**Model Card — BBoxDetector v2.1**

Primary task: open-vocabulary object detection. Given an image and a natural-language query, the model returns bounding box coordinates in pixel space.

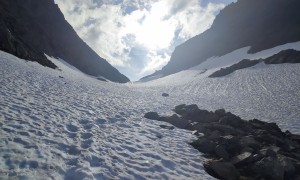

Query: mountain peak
[0,0,129,83]
[144,0,300,79]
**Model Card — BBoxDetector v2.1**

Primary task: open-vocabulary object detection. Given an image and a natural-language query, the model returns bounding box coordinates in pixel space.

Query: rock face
[144,0,300,79]
[144,104,300,180]
[209,49,300,78]
[264,49,300,64]
[209,59,261,78]
[0,0,129,83]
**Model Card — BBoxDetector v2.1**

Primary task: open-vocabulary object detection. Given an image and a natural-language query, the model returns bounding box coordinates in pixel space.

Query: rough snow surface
[0,52,213,179]
[1,41,300,179]
[137,42,300,133]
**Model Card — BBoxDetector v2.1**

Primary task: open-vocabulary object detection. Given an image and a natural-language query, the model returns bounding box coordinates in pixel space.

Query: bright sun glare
[124,1,175,50]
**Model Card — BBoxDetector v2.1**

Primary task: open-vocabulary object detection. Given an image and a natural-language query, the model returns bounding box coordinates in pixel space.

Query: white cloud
[54,0,230,80]
[139,51,170,75]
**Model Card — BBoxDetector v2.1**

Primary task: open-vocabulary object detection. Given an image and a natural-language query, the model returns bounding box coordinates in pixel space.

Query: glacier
[1,42,300,179]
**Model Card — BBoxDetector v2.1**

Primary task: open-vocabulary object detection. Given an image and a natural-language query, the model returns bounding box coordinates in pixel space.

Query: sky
[54,0,236,81]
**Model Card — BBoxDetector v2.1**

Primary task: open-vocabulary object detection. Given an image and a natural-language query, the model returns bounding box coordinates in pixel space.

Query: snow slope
[0,52,213,179]
[1,41,300,179]
[136,42,300,134]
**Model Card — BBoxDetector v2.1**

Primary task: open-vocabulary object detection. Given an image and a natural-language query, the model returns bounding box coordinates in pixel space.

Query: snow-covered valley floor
[1,42,300,179]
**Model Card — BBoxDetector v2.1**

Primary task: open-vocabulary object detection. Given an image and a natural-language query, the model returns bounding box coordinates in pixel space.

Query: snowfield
[1,42,300,179]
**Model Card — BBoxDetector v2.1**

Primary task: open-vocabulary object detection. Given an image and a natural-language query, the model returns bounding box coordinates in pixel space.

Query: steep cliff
[0,0,129,83]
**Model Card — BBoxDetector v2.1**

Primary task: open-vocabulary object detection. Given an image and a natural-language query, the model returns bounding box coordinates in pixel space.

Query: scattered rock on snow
[204,160,240,180]
[159,125,175,130]
[162,93,169,97]
[144,105,300,180]
[174,104,219,123]
[144,112,160,120]
[252,157,284,180]
[190,137,216,154]
[215,145,230,160]
[240,136,260,150]
[158,114,191,129]
[231,152,254,166]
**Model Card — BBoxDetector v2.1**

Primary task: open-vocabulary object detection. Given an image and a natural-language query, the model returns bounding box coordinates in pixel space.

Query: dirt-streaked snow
[1,41,300,179]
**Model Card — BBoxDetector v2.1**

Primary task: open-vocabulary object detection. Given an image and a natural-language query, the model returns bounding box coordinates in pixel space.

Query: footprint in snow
[83,123,93,130]
[86,155,103,167]
[58,144,81,155]
[19,160,39,169]
[66,124,79,132]
[95,118,106,125]
[79,119,91,125]
[80,132,93,140]
[81,139,93,149]
[68,133,77,138]
[79,120,94,130]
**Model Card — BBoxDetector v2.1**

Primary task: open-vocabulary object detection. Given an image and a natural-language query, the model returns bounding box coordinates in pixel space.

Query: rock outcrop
[0,0,129,83]
[144,104,300,180]
[209,49,300,78]
[209,59,261,78]
[264,49,300,64]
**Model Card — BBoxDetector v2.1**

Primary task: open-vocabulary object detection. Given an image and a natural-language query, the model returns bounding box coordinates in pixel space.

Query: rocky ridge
[144,104,300,180]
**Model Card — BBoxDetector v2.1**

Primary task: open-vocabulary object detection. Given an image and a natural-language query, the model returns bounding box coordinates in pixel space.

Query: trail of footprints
[0,53,224,179]
[1,111,104,172]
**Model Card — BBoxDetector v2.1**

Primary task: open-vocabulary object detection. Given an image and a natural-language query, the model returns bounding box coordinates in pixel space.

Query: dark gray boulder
[218,135,241,155]
[190,137,216,154]
[240,136,260,150]
[231,152,254,166]
[144,112,160,120]
[219,114,245,128]
[279,156,297,179]
[204,161,240,180]
[215,109,226,117]
[215,145,230,161]
[174,104,219,123]
[158,114,191,129]
[159,125,175,130]
[162,93,169,97]
[252,157,284,180]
